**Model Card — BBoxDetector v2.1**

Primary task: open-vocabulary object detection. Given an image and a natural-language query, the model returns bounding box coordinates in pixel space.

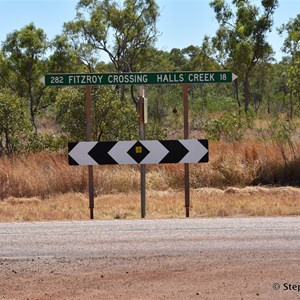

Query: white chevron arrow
[108,140,138,164]
[69,142,98,165]
[39,76,45,85]
[139,140,169,164]
[232,73,238,81]
[179,139,208,163]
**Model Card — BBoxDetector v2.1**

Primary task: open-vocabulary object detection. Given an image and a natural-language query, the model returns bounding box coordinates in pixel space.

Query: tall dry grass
[1,140,300,221]
[0,141,300,200]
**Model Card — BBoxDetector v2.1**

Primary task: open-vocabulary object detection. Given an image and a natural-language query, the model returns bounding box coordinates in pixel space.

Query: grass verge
[1,141,300,200]
[1,187,300,222]
[1,140,300,221]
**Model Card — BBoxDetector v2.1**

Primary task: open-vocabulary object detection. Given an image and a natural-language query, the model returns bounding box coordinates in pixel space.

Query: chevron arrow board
[68,139,208,165]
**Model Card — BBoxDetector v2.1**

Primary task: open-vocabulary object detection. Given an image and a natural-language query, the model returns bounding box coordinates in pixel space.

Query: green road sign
[41,71,238,86]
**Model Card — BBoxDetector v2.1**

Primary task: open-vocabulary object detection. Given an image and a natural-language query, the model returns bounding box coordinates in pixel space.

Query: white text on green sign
[42,71,238,86]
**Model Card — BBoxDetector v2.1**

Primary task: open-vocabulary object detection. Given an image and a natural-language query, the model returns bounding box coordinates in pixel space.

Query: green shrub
[203,110,254,141]
[55,86,138,141]
[0,89,31,155]
[23,133,66,152]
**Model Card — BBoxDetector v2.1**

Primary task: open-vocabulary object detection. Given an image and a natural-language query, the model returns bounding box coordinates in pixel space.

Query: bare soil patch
[1,250,299,299]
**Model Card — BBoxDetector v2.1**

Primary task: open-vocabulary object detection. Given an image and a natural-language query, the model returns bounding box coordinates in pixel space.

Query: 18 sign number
[220,74,227,81]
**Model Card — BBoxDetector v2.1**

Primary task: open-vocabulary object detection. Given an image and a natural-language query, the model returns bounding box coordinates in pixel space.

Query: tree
[250,60,273,113]
[278,14,300,118]
[182,37,217,71]
[209,0,278,112]
[64,0,159,71]
[55,86,138,141]
[0,88,31,155]
[0,23,49,133]
[48,34,83,73]
[64,0,160,104]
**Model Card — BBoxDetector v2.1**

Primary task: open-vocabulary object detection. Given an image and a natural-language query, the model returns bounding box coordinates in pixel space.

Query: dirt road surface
[1,217,300,300]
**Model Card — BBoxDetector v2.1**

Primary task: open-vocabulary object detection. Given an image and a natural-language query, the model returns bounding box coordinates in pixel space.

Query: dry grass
[0,140,300,221]
[0,187,300,222]
[1,141,300,200]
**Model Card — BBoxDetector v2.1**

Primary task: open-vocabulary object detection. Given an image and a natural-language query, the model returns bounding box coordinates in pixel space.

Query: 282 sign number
[50,76,64,84]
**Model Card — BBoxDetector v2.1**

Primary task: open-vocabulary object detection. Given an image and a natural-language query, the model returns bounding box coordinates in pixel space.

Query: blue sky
[0,0,299,62]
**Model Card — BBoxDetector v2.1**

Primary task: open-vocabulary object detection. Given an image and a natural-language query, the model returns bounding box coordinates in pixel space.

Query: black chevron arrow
[199,140,209,162]
[88,141,118,164]
[68,142,79,165]
[159,140,189,163]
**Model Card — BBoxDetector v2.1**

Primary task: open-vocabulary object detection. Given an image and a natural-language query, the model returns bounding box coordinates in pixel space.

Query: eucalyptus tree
[209,0,278,112]
[0,88,31,155]
[49,34,84,73]
[64,0,160,104]
[55,86,138,141]
[0,23,84,134]
[0,23,50,133]
[278,14,300,118]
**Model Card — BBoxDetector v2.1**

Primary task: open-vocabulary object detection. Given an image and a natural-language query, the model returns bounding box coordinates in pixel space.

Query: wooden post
[86,86,94,220]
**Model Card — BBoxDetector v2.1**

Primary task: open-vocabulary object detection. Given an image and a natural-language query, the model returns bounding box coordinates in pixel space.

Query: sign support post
[138,86,146,218]
[183,84,190,218]
[85,86,95,220]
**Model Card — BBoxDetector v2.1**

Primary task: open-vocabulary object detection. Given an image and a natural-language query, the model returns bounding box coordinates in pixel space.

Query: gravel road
[1,217,300,299]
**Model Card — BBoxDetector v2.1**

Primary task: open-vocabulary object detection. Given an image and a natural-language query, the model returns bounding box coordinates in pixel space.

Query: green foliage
[93,89,138,141]
[1,23,50,132]
[64,0,159,73]
[0,89,67,155]
[203,95,237,113]
[22,133,66,153]
[210,0,278,111]
[49,34,82,73]
[278,14,300,117]
[0,89,31,155]
[55,87,86,140]
[269,118,296,143]
[203,110,254,141]
[145,120,167,140]
[257,117,298,164]
[55,87,138,141]
[279,14,300,57]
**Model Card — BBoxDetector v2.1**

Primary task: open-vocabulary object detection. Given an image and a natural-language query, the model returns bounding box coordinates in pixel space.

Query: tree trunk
[243,75,250,113]
[5,129,12,156]
[234,79,241,108]
[267,95,270,114]
[289,90,293,119]
[30,102,38,135]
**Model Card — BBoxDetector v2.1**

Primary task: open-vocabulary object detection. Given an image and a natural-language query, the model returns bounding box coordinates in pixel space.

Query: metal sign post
[85,86,95,220]
[138,86,146,218]
[183,84,190,217]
